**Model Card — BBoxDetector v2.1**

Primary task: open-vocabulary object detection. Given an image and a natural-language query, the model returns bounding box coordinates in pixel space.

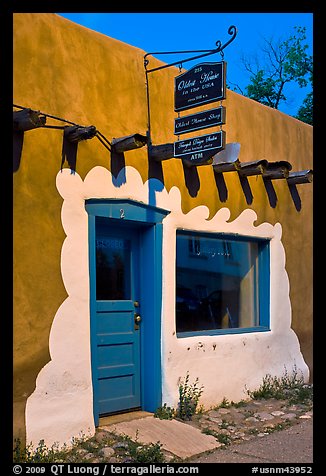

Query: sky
[56,12,313,117]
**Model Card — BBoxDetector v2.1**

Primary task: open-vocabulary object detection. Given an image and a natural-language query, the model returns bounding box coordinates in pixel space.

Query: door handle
[134,313,141,324]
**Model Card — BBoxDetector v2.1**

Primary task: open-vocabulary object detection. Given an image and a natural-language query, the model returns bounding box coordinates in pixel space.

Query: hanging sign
[174,130,226,166]
[174,106,226,135]
[174,62,226,112]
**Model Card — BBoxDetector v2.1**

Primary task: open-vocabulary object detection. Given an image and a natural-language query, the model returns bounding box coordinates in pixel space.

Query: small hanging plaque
[174,62,226,112]
[174,130,226,166]
[174,106,226,135]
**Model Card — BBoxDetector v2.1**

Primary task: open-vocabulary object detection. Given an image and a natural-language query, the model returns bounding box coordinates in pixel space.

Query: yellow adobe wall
[13,13,312,442]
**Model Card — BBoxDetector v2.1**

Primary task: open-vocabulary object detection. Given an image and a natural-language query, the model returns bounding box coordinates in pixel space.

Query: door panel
[94,221,141,415]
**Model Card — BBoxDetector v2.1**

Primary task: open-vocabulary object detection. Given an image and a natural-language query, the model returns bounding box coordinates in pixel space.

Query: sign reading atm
[174,130,226,166]
[175,62,226,112]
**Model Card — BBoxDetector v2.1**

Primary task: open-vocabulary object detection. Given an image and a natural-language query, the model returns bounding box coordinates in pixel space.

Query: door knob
[134,313,141,324]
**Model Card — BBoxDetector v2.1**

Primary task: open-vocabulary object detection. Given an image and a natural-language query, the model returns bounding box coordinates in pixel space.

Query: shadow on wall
[263,178,278,209]
[61,134,78,173]
[13,133,303,213]
[213,172,228,203]
[111,149,126,186]
[182,165,200,198]
[238,175,253,205]
[210,168,302,211]
[287,183,302,212]
[13,129,80,174]
[109,147,167,212]
[262,178,301,211]
[13,131,24,172]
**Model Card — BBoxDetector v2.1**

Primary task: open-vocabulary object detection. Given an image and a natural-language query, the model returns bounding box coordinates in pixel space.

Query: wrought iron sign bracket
[143,25,237,73]
[144,26,238,155]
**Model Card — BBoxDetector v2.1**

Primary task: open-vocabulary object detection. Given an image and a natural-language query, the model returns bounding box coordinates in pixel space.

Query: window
[176,231,270,336]
[96,236,131,300]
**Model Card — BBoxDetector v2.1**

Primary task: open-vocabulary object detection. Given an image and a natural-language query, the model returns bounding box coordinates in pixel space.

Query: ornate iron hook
[216,25,238,53]
[215,40,222,50]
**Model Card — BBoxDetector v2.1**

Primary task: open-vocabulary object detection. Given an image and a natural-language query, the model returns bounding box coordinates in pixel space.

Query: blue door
[94,218,141,415]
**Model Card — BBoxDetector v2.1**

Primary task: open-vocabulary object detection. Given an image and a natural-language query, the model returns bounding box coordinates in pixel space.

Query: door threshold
[99,410,153,427]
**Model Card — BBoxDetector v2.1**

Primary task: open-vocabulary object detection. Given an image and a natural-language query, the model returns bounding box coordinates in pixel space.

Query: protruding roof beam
[112,134,148,153]
[212,142,241,173]
[64,125,97,143]
[238,159,268,177]
[287,169,313,185]
[13,108,46,131]
[148,143,174,162]
[262,161,292,179]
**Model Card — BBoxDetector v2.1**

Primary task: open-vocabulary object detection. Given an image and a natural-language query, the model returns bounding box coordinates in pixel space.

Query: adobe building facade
[13,14,313,447]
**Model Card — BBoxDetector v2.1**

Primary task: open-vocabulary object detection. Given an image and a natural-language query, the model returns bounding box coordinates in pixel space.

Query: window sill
[176,326,271,338]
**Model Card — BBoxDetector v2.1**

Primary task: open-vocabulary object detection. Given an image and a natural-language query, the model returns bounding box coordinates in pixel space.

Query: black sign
[174,106,226,135]
[175,62,226,112]
[174,131,225,166]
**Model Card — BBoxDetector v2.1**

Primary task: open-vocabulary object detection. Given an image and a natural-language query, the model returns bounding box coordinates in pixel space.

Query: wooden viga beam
[148,143,174,162]
[111,134,148,153]
[237,159,268,177]
[64,125,97,143]
[13,108,46,131]
[212,142,241,173]
[287,169,313,185]
[262,161,292,180]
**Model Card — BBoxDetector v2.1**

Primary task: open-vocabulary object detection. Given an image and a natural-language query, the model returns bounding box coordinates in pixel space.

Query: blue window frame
[176,230,270,337]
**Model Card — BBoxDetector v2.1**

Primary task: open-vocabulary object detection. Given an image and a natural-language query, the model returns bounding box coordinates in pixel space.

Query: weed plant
[176,372,204,421]
[13,432,166,464]
[13,439,69,463]
[219,397,231,408]
[128,441,165,463]
[154,403,175,420]
[247,365,313,405]
[202,428,231,446]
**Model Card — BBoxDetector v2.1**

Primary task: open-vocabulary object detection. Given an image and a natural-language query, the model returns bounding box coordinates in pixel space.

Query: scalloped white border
[25,166,309,447]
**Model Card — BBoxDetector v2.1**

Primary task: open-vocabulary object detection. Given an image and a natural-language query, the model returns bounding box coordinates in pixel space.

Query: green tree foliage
[231,27,313,124]
[295,91,313,125]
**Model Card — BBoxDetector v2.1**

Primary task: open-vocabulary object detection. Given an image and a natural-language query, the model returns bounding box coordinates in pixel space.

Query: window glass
[96,236,131,300]
[176,232,267,334]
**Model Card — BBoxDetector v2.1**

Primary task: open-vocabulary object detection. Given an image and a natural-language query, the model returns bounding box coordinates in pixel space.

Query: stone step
[103,416,221,458]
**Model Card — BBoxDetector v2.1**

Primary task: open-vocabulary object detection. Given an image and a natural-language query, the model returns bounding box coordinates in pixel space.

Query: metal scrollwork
[144,25,238,73]
[215,40,222,51]
[217,25,237,53]
[143,25,237,147]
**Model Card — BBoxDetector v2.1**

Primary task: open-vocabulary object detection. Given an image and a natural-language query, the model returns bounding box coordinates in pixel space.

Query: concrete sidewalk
[189,419,313,463]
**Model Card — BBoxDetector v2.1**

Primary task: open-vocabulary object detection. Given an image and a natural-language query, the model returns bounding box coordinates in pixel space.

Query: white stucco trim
[160,205,308,408]
[25,166,309,448]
